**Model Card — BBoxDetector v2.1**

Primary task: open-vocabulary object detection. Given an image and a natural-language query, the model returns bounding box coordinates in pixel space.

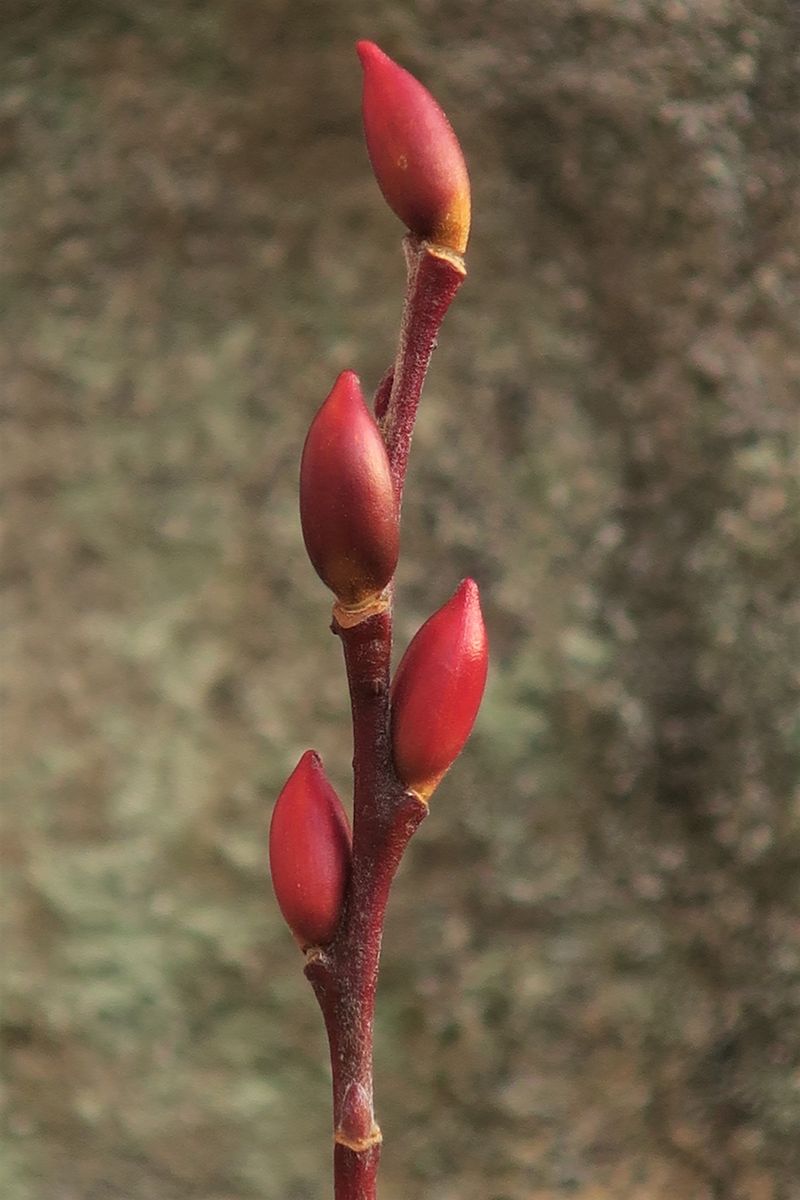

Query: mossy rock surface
[2,3,799,1197]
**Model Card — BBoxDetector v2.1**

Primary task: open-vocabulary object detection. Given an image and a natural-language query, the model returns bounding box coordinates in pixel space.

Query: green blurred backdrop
[2,2,799,1198]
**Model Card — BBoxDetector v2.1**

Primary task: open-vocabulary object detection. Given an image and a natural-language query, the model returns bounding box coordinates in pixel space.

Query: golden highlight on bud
[300,370,400,609]
[357,40,471,254]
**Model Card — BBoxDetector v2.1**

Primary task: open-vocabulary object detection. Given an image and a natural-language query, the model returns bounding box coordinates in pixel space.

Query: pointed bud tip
[294,747,323,780]
[455,577,480,606]
[319,370,364,422]
[355,39,380,67]
[333,368,361,395]
[443,578,486,654]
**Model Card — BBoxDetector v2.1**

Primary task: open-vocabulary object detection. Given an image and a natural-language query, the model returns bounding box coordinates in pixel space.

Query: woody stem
[307,234,464,1200]
[305,608,426,1200]
[378,236,467,504]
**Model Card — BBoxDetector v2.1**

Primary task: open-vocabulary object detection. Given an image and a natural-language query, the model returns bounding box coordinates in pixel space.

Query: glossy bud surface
[357,40,471,254]
[269,751,352,947]
[300,370,399,609]
[391,578,488,798]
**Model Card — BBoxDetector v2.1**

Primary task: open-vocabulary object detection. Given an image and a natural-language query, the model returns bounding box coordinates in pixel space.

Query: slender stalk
[277,42,477,1200]
[305,608,426,1200]
[379,236,467,502]
[302,235,467,1200]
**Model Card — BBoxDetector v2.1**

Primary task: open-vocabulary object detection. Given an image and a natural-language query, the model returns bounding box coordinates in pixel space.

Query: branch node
[334,1125,383,1152]
[333,592,391,629]
[421,240,467,276]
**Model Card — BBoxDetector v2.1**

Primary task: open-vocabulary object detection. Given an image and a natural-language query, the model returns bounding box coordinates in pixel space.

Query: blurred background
[2,2,799,1198]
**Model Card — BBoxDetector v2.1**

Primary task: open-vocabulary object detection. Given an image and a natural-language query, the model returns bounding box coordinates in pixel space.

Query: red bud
[300,370,399,609]
[357,40,471,255]
[269,751,352,947]
[391,579,488,798]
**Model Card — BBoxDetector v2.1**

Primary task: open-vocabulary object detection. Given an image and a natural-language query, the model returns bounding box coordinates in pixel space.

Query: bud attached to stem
[300,370,399,610]
[357,40,471,255]
[391,578,488,799]
[269,751,352,948]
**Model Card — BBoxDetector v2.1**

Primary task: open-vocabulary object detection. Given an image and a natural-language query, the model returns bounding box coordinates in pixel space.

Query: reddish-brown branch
[332,1144,382,1200]
[283,44,473,1200]
[302,238,464,1197]
[372,366,394,422]
[304,239,464,1198]
[380,236,466,502]
[305,608,427,1199]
